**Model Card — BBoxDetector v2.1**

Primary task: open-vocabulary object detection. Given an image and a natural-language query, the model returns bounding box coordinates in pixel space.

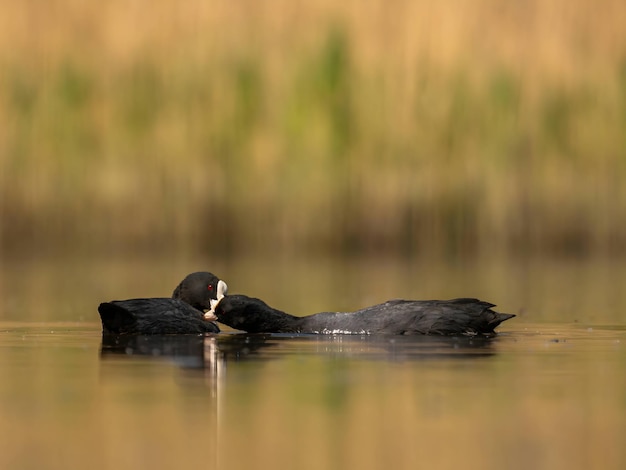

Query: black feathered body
[98,272,223,335]
[99,298,220,335]
[215,295,515,336]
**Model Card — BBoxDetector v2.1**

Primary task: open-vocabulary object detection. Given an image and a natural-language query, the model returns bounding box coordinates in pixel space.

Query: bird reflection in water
[100,333,274,368]
[100,332,502,371]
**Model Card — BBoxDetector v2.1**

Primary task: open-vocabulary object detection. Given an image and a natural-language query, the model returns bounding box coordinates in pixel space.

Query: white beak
[204,279,228,321]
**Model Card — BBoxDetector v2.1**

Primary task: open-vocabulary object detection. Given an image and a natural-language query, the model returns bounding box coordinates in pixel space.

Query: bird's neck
[247,304,304,333]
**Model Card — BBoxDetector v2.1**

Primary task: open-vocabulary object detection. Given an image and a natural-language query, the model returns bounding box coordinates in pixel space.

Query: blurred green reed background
[1,0,626,259]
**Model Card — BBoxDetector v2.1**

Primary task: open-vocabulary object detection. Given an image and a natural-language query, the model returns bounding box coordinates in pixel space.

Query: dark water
[0,323,625,470]
[1,257,625,469]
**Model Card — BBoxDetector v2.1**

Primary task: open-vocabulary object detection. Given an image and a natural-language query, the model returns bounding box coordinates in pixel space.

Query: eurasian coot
[206,294,515,336]
[98,272,228,335]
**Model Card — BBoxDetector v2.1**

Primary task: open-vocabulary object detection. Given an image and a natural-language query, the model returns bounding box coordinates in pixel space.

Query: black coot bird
[98,272,228,335]
[206,294,515,336]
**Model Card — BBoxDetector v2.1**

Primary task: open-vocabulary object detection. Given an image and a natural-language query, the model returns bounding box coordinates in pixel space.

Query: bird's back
[98,298,219,335]
[301,298,514,335]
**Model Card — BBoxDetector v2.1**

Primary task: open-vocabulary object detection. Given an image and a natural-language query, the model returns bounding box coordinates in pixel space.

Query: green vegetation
[1,1,625,258]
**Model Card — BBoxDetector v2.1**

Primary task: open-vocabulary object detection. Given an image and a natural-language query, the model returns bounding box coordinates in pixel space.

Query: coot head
[205,295,270,331]
[172,272,228,311]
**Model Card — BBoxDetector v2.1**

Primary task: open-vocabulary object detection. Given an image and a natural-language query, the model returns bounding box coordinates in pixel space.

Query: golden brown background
[2,0,625,259]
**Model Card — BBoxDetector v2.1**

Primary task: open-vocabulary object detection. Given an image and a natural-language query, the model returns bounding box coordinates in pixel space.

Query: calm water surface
[1,257,625,470]
[0,323,624,470]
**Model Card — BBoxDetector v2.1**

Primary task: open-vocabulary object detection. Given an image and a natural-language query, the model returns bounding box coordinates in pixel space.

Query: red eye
[207,285,213,291]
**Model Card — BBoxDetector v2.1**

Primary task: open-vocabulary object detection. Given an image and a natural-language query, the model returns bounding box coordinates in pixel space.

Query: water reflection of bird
[98,272,225,335]
[99,333,500,370]
[100,333,276,368]
[207,295,515,336]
